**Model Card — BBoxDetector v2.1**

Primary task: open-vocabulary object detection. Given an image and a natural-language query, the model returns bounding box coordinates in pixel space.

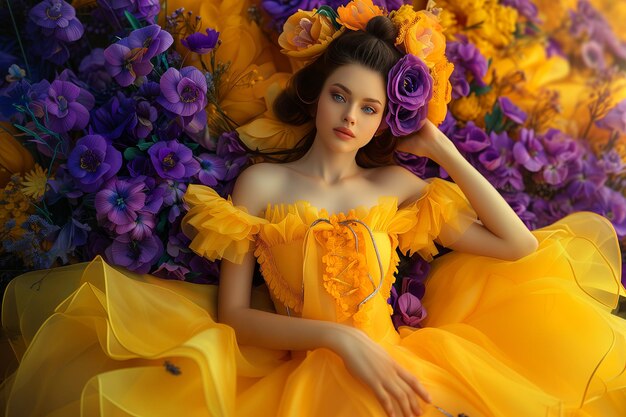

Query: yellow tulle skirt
[2,212,626,417]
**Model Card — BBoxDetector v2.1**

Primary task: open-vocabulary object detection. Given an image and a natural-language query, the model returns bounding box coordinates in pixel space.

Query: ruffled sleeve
[391,178,478,261]
[181,184,268,264]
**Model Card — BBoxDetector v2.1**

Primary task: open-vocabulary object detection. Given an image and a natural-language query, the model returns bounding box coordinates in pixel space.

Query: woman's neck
[294,139,364,185]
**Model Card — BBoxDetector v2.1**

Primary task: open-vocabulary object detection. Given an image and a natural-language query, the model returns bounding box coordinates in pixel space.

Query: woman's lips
[333,127,355,140]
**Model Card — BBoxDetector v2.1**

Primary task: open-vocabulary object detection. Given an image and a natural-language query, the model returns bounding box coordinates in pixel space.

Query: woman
[2,11,626,417]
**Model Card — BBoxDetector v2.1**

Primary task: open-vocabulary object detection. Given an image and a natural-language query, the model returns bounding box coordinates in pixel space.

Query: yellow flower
[21,164,49,201]
[236,74,314,154]
[391,6,446,67]
[0,123,35,188]
[427,58,454,125]
[337,0,384,31]
[450,94,483,122]
[278,9,344,62]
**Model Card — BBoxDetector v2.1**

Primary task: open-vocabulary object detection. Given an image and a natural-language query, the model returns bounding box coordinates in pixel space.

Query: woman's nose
[343,107,356,125]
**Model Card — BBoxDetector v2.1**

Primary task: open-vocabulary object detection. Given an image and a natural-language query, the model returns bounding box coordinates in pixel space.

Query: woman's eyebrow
[332,83,383,105]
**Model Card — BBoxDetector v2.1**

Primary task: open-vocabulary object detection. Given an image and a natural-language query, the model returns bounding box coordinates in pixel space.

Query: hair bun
[364,15,397,44]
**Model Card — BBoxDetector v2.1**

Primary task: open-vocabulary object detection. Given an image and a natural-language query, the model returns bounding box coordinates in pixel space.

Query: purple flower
[599,149,625,175]
[503,192,536,229]
[95,178,146,226]
[392,293,427,328]
[115,210,156,240]
[126,25,174,61]
[90,92,137,140]
[105,233,163,274]
[148,140,200,180]
[386,54,433,136]
[78,48,113,92]
[134,0,160,21]
[157,66,208,117]
[394,151,428,177]
[593,187,626,237]
[29,0,84,42]
[158,180,187,222]
[127,155,156,178]
[581,40,606,70]
[262,0,321,28]
[197,153,226,186]
[498,97,527,125]
[154,260,190,281]
[566,154,607,199]
[181,28,220,54]
[512,128,547,172]
[104,41,153,87]
[67,134,122,192]
[49,218,90,263]
[133,100,158,139]
[452,122,490,153]
[596,99,626,134]
[217,131,248,160]
[447,37,488,99]
[47,166,83,202]
[42,80,93,133]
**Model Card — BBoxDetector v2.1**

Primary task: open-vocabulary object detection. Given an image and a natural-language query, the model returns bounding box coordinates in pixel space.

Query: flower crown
[277,0,453,136]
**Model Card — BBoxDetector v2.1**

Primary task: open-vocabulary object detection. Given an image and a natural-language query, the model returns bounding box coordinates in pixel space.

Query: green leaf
[315,5,341,29]
[124,11,143,30]
[185,142,199,151]
[156,211,168,234]
[123,147,143,161]
[137,138,155,151]
[485,105,503,134]
[470,83,492,96]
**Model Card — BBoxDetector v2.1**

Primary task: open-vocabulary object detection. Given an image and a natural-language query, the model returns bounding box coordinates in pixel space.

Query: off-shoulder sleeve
[391,178,478,261]
[181,184,268,264]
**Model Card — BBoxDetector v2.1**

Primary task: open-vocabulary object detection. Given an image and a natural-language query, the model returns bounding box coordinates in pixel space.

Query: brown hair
[253,16,403,167]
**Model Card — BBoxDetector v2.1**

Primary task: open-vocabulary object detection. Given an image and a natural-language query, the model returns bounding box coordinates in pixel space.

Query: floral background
[1,0,625,327]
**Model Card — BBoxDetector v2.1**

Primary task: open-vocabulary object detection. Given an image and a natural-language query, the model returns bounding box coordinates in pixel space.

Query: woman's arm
[398,120,538,261]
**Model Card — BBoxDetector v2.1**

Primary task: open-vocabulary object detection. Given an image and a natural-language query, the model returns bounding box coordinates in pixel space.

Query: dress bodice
[181,178,478,340]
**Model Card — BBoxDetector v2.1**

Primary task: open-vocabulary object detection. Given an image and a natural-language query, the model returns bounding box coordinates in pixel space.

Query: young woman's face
[315,63,387,153]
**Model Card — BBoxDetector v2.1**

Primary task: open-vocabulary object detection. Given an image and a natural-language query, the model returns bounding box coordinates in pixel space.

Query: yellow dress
[2,178,626,417]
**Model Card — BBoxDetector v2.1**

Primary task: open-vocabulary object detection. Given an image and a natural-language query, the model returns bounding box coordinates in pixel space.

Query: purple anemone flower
[104,41,153,87]
[452,121,490,154]
[42,80,93,133]
[181,28,220,54]
[197,153,226,186]
[90,92,137,140]
[78,48,113,92]
[157,66,208,117]
[67,134,122,192]
[126,25,174,61]
[105,233,163,274]
[95,178,146,226]
[29,0,84,42]
[115,210,156,240]
[597,99,626,134]
[148,140,200,180]
[498,97,527,125]
[512,128,547,172]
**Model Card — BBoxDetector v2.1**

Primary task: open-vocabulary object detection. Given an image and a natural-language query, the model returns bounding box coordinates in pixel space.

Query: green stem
[6,0,30,78]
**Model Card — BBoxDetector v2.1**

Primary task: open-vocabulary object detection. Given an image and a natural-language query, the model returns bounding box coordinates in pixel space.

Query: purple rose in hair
[385,54,433,136]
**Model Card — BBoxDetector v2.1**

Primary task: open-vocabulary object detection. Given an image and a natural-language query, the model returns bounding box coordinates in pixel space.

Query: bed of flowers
[0,0,625,325]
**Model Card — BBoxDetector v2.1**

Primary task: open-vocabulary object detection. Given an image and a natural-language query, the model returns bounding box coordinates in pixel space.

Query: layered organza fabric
[2,179,626,416]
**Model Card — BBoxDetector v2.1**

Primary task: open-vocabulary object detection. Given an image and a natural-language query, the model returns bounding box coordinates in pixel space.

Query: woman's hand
[395,119,458,164]
[331,327,431,417]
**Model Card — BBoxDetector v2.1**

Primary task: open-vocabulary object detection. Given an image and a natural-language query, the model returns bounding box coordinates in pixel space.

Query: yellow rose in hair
[427,58,454,125]
[278,9,344,62]
[391,6,446,68]
[336,0,384,31]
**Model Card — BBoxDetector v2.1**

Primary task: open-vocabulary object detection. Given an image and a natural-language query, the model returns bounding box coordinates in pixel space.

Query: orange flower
[278,9,344,62]
[336,0,384,31]
[391,6,446,68]
[427,58,454,125]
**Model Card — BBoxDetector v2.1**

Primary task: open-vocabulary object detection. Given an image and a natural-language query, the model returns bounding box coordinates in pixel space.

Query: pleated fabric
[2,180,626,416]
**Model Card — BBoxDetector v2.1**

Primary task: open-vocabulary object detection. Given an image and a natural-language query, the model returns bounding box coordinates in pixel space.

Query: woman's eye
[362,106,376,114]
[332,93,345,103]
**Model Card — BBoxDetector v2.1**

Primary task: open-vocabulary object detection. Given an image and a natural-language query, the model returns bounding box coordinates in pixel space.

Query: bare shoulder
[367,165,430,203]
[231,163,289,213]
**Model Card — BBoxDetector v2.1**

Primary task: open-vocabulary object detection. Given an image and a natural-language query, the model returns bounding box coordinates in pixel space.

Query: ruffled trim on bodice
[391,178,478,261]
[181,184,268,264]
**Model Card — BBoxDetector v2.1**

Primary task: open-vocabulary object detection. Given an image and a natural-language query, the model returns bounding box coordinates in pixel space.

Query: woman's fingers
[398,365,431,403]
[384,378,422,417]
